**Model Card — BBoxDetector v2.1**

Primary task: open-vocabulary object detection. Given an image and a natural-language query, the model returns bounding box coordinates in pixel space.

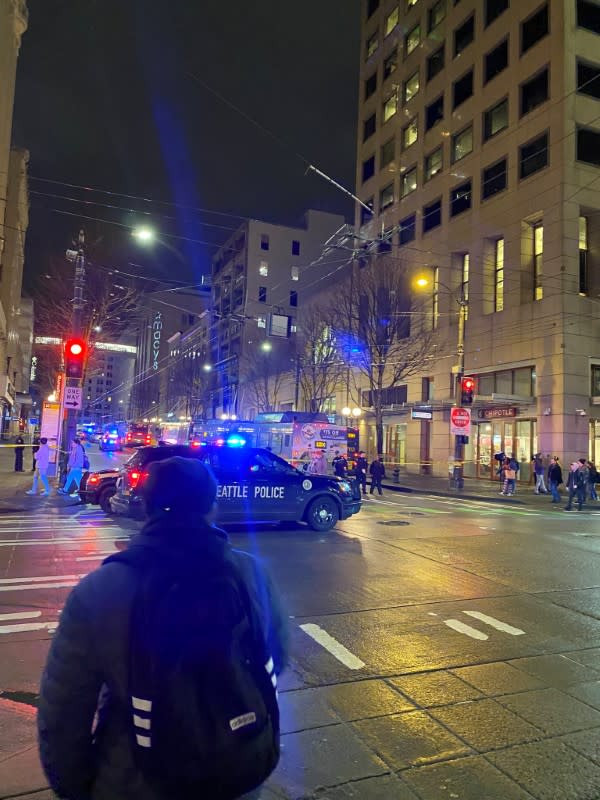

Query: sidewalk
[380,472,552,505]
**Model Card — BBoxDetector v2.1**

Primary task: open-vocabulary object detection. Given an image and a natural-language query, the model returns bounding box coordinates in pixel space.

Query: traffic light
[461,376,475,406]
[64,337,86,379]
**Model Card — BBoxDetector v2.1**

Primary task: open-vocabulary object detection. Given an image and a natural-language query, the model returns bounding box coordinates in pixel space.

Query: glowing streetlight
[260,341,272,352]
[132,226,155,243]
[47,392,56,402]
[341,406,351,417]
[202,363,212,372]
[351,407,362,418]
[415,276,429,288]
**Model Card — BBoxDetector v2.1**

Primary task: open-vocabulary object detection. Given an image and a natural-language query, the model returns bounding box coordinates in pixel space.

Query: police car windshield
[249,451,295,473]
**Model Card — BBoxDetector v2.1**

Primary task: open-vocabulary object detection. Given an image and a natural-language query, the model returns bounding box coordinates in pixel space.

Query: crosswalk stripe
[0,611,42,621]
[0,582,77,592]
[463,610,526,636]
[0,574,83,584]
[444,619,489,641]
[0,621,57,634]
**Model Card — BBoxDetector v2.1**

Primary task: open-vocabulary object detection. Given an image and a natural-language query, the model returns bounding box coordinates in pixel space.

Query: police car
[109,443,361,531]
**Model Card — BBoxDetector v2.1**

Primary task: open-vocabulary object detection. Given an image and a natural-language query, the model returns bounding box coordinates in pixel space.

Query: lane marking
[444,619,489,641]
[0,611,42,621]
[0,621,58,635]
[0,536,127,547]
[0,581,77,592]
[0,574,83,584]
[75,553,115,561]
[463,610,526,636]
[299,623,365,670]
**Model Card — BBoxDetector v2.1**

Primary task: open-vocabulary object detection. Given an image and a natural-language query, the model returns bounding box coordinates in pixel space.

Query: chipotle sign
[478,407,517,420]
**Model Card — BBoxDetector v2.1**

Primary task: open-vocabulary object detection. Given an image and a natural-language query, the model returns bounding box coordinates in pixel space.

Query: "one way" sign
[64,386,82,410]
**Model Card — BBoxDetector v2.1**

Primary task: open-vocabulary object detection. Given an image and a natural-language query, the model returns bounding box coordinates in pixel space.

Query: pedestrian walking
[564,461,586,511]
[355,451,368,497]
[578,457,590,501]
[57,437,87,497]
[499,458,516,496]
[547,456,563,503]
[26,438,50,497]
[13,435,24,472]
[332,451,348,478]
[532,453,547,493]
[587,461,598,500]
[38,456,288,800]
[31,435,40,472]
[369,456,386,495]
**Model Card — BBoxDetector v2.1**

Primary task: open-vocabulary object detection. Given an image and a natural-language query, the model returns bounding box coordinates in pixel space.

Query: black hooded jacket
[37,515,289,800]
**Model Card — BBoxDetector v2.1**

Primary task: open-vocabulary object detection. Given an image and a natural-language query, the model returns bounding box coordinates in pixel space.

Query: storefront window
[387,424,407,465]
[590,420,600,462]
[515,420,536,482]
[496,370,512,395]
[479,374,494,396]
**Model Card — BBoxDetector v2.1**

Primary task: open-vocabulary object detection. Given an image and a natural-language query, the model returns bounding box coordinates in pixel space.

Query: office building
[355,0,600,478]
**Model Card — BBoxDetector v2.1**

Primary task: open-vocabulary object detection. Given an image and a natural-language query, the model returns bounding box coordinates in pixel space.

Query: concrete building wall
[350,0,600,475]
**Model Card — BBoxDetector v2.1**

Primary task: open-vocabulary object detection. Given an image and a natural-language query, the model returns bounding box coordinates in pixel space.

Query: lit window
[580,216,589,295]
[403,70,420,103]
[291,266,300,281]
[383,91,398,122]
[401,166,417,196]
[385,7,399,35]
[452,125,473,162]
[257,316,266,328]
[259,260,268,277]
[432,267,440,329]
[405,23,421,55]
[366,30,379,59]
[402,118,418,149]
[533,222,543,300]
[407,0,418,6]
[428,0,446,32]
[494,238,504,312]
[425,146,443,180]
[460,253,470,318]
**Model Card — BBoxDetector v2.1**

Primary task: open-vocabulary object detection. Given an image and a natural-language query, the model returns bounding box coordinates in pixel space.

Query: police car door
[206,447,249,523]
[246,450,301,522]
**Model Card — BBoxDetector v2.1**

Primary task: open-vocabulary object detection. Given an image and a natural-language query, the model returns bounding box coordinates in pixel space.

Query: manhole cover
[378,520,410,526]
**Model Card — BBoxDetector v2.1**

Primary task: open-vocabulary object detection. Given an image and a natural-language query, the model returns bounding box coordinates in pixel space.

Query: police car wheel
[99,487,115,514]
[306,497,339,531]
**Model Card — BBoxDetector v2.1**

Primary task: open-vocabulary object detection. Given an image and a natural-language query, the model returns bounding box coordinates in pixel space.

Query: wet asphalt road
[2,473,600,799]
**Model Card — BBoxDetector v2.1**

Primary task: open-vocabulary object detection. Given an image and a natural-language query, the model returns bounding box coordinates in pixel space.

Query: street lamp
[132,226,155,244]
[414,273,468,490]
[202,363,212,372]
[341,406,362,419]
[260,341,273,352]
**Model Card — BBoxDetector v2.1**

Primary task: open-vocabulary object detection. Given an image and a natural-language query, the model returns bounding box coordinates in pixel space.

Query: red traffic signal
[65,337,86,379]
[461,376,475,405]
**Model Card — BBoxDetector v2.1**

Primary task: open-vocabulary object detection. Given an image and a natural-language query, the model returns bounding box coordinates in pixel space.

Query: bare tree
[32,256,142,389]
[337,256,438,455]
[166,350,211,420]
[242,348,291,413]
[296,304,346,413]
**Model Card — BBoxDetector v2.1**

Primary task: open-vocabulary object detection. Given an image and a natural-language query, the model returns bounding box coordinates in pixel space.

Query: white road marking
[444,619,489,641]
[0,581,77,592]
[0,535,127,547]
[0,621,58,635]
[75,553,115,561]
[0,574,83,584]
[0,611,42,621]
[463,610,526,636]
[300,623,365,670]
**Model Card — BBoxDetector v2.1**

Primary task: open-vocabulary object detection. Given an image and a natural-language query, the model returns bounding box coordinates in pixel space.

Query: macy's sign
[152,312,162,370]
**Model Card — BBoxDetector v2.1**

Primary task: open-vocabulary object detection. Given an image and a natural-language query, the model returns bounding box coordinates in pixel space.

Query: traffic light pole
[451,299,467,490]
[60,231,86,484]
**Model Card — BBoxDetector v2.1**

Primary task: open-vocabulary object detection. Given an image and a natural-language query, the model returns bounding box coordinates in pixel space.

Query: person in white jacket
[26,438,51,496]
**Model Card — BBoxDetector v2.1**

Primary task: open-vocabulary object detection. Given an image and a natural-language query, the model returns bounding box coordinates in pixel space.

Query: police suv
[109,443,361,531]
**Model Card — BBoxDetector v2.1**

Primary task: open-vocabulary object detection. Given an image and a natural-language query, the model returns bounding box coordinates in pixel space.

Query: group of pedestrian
[531,454,598,510]
[332,450,386,497]
[25,436,89,499]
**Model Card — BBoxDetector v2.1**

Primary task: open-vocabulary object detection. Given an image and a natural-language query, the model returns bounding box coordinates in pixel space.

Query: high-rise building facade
[355,0,600,479]
[211,210,345,418]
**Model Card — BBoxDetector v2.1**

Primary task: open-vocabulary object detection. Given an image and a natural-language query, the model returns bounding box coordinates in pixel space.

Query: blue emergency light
[226,435,246,447]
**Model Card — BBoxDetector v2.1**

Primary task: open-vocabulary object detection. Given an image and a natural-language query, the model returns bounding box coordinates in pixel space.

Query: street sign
[412,408,433,420]
[28,417,39,426]
[450,406,471,436]
[64,386,82,410]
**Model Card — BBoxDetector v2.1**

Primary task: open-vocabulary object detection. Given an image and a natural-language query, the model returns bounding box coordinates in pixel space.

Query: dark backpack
[109,547,280,799]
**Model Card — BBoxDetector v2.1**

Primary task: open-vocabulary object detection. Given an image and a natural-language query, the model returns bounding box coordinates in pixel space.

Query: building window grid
[380,182,395,210]
[484,97,509,140]
[484,38,509,84]
[385,6,399,35]
[520,67,549,117]
[383,91,398,122]
[520,131,549,179]
[259,260,268,277]
[577,59,600,100]
[401,166,418,196]
[450,179,472,216]
[366,30,379,59]
[454,14,475,57]
[453,69,474,109]
[533,222,543,301]
[384,49,398,79]
[432,267,440,329]
[521,3,549,54]
[428,0,446,32]
[482,157,508,199]
[426,94,444,130]
[494,238,504,312]
[381,137,396,167]
[425,146,443,180]
[365,72,377,99]
[485,0,509,27]
[427,45,445,81]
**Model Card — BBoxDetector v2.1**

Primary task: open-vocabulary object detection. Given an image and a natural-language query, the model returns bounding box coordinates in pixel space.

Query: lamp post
[414,275,469,490]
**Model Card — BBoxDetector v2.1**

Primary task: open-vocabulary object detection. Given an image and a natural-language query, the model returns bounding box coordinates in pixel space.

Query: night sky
[12,0,361,291]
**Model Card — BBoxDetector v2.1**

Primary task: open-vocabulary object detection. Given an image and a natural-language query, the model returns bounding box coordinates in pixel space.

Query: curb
[379,482,528,505]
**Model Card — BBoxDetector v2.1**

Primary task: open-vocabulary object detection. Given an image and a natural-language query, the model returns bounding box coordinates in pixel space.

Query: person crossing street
[26,438,50,497]
[369,456,386,496]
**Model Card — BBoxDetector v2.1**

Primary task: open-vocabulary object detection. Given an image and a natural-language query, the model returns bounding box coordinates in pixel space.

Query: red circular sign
[450,408,470,428]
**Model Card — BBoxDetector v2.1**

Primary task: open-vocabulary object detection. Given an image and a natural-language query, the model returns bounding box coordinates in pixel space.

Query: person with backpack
[499,457,516,496]
[57,437,88,497]
[369,456,386,496]
[565,460,586,511]
[38,455,288,800]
